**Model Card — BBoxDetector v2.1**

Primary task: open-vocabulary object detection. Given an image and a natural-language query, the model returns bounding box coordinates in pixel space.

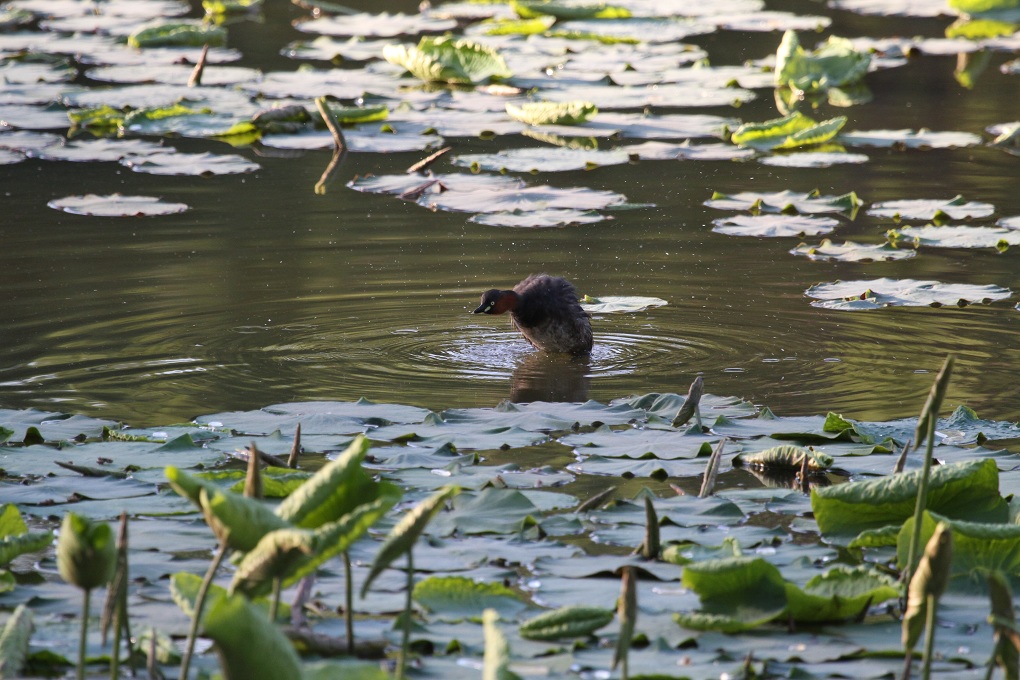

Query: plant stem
[78,588,91,680]
[344,551,354,655]
[921,592,938,680]
[906,414,939,582]
[397,551,414,680]
[270,578,282,622]
[179,539,228,680]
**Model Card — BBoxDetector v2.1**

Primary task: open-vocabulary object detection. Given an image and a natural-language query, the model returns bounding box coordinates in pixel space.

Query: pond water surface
[2,0,1020,426]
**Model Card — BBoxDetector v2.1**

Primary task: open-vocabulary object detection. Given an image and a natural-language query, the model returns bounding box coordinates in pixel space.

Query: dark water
[2,0,1020,425]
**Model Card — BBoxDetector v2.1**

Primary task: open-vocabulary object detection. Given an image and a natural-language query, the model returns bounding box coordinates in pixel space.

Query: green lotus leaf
[734,445,833,471]
[948,0,1020,13]
[202,595,302,680]
[897,511,1020,579]
[731,111,846,150]
[511,0,631,20]
[775,30,871,93]
[383,36,511,84]
[785,566,900,622]
[0,604,32,678]
[811,459,1007,539]
[506,101,597,126]
[360,485,460,597]
[127,22,227,48]
[413,575,530,621]
[519,605,614,640]
[677,556,788,631]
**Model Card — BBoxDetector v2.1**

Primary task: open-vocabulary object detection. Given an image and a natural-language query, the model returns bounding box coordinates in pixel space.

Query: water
[2,0,1019,425]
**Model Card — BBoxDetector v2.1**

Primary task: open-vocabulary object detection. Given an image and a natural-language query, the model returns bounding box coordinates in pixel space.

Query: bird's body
[473,274,593,354]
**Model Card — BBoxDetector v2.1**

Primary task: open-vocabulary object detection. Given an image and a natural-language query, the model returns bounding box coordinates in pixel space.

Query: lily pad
[805,277,1012,309]
[33,138,168,162]
[383,36,512,84]
[887,225,1020,250]
[867,195,995,221]
[705,189,860,215]
[452,146,629,173]
[712,214,839,237]
[468,209,610,227]
[839,128,982,148]
[579,295,667,313]
[294,12,457,38]
[418,184,628,213]
[731,112,847,151]
[505,101,598,126]
[790,239,915,261]
[47,194,189,217]
[120,151,260,176]
[759,151,869,167]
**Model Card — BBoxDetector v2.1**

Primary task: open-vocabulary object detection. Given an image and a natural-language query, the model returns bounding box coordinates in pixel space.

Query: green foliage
[730,111,846,150]
[361,485,460,597]
[505,101,598,126]
[383,36,511,84]
[0,604,32,678]
[519,605,614,640]
[482,608,521,680]
[202,595,303,680]
[511,0,631,19]
[127,22,227,48]
[413,575,529,620]
[775,30,870,92]
[812,459,1007,539]
[734,445,832,471]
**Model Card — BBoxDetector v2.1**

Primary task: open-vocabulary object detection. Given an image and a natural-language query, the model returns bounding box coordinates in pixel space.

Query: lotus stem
[270,578,282,622]
[905,414,938,582]
[344,551,354,654]
[397,551,414,680]
[921,592,937,680]
[179,538,229,680]
[77,588,91,680]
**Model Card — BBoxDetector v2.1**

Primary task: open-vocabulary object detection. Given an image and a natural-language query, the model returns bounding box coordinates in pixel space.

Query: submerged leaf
[47,194,189,217]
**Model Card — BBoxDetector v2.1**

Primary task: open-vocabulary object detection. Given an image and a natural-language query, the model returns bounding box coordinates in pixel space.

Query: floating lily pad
[790,239,915,261]
[623,140,755,161]
[805,277,1012,309]
[348,172,524,196]
[0,149,24,164]
[294,12,457,38]
[554,18,714,43]
[452,146,629,173]
[0,130,62,152]
[839,128,982,148]
[579,295,668,313]
[731,112,847,151]
[383,36,512,84]
[47,194,189,217]
[468,209,610,227]
[120,151,260,176]
[506,101,597,126]
[867,196,995,221]
[418,184,628,213]
[887,225,1020,250]
[34,138,168,162]
[759,151,868,167]
[705,189,860,215]
[712,214,840,237]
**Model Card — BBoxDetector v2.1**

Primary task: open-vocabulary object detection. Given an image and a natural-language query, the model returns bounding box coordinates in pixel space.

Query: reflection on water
[510,352,592,404]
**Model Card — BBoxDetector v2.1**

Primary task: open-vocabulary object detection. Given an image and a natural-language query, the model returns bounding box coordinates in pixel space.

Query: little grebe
[472,274,593,354]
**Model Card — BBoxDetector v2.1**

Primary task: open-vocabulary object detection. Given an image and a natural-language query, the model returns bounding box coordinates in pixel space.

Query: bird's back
[511,275,592,354]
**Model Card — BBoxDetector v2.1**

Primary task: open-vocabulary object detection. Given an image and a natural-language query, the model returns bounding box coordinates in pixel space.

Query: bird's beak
[472,303,487,314]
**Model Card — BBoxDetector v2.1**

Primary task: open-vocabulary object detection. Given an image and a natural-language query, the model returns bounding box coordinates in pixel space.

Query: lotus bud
[57,513,116,592]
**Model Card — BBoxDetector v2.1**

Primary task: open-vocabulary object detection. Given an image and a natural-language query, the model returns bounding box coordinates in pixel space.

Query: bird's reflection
[509,351,591,403]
